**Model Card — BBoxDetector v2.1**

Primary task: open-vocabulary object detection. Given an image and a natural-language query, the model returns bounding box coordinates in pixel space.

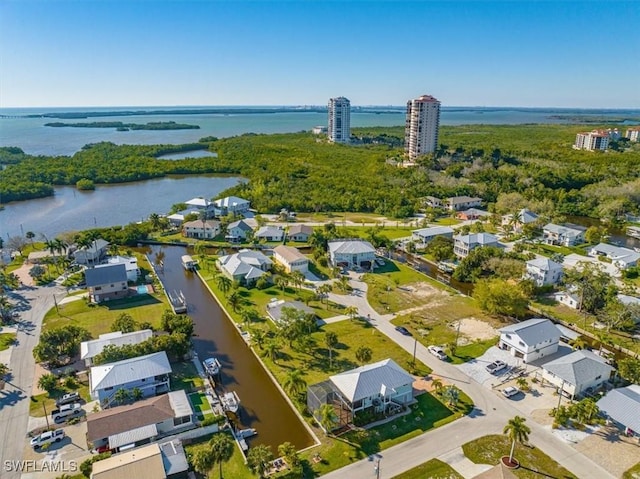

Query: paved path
[0,285,64,479]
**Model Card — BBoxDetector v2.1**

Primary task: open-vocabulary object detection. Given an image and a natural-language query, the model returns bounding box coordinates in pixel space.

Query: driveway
[456,346,520,387]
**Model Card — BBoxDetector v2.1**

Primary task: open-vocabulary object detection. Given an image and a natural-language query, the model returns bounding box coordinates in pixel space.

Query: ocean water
[1,106,638,156]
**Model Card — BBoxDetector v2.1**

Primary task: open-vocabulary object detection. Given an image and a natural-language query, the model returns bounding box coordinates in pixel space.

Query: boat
[221,391,241,414]
[236,428,257,439]
[168,290,187,313]
[627,226,640,239]
[203,357,221,377]
[181,254,197,271]
[437,262,454,274]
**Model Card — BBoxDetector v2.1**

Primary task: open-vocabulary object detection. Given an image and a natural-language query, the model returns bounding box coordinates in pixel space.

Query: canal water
[148,244,314,451]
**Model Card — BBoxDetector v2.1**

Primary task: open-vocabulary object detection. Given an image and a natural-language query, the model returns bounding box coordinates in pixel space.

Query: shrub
[80,452,112,477]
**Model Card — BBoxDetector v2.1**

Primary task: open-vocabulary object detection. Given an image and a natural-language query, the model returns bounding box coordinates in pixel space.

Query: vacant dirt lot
[457,317,498,344]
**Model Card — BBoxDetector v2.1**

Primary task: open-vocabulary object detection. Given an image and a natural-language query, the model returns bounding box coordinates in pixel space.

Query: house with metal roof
[81,330,153,367]
[87,390,193,452]
[273,245,309,273]
[543,223,586,246]
[225,219,254,242]
[541,350,614,398]
[328,239,376,270]
[597,385,640,438]
[453,233,500,259]
[524,257,564,286]
[287,224,313,242]
[85,263,129,303]
[89,351,172,407]
[255,225,285,242]
[103,255,140,282]
[217,249,272,286]
[74,238,110,266]
[266,300,315,324]
[213,196,251,215]
[498,318,561,362]
[501,208,539,233]
[412,226,454,246]
[588,243,640,270]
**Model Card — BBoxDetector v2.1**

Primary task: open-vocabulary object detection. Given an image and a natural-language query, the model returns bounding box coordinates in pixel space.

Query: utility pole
[412,338,417,368]
[42,401,50,430]
[374,457,381,479]
[556,379,565,420]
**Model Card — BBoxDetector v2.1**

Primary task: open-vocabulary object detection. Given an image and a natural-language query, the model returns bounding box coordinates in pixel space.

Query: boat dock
[181,254,197,271]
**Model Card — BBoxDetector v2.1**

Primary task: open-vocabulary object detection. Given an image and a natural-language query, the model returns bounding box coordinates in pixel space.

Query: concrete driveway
[456,346,519,387]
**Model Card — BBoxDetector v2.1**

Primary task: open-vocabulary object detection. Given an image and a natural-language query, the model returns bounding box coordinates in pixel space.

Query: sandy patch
[457,317,498,342]
[12,263,35,286]
[407,281,450,299]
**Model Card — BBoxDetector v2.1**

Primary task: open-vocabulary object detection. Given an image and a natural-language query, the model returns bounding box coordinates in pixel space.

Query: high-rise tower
[404,95,440,159]
[328,97,351,143]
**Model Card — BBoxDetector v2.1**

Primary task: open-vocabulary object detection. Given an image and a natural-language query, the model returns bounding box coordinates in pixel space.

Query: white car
[502,386,520,398]
[30,429,65,449]
[485,360,507,374]
[427,345,447,360]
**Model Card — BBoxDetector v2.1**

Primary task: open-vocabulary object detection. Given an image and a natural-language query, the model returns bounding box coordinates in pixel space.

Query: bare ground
[457,317,499,342]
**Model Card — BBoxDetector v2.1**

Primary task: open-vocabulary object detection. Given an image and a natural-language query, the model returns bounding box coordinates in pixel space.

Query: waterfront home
[85,263,129,303]
[588,243,640,270]
[104,255,140,282]
[184,197,216,217]
[543,223,586,247]
[328,239,376,270]
[73,238,110,266]
[524,257,563,286]
[226,219,254,242]
[541,350,614,399]
[81,330,153,367]
[498,318,561,363]
[272,245,309,273]
[445,196,482,211]
[307,358,414,431]
[255,225,285,242]
[89,351,171,407]
[213,196,251,216]
[266,300,315,324]
[411,226,454,246]
[501,208,539,233]
[287,224,314,242]
[597,385,640,438]
[217,249,272,286]
[562,253,620,278]
[167,213,185,228]
[453,232,499,259]
[456,208,490,221]
[182,219,221,239]
[87,390,193,452]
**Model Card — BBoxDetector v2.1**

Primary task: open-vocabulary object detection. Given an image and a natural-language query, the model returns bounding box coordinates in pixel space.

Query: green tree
[38,373,58,393]
[344,305,359,321]
[324,331,338,369]
[113,388,130,405]
[282,369,307,398]
[131,387,143,401]
[216,274,232,295]
[424,236,454,262]
[263,339,280,363]
[355,346,372,365]
[473,278,529,318]
[209,433,234,479]
[111,313,138,333]
[618,357,640,384]
[246,444,274,478]
[431,378,443,395]
[29,265,47,281]
[569,336,587,350]
[190,445,214,477]
[503,416,531,465]
[227,290,241,312]
[26,231,35,245]
[318,403,338,434]
[277,441,300,469]
[442,385,460,407]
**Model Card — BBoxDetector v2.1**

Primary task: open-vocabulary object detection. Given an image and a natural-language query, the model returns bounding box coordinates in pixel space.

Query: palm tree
[275,275,290,293]
[190,446,214,476]
[149,213,161,230]
[26,231,35,246]
[442,385,460,407]
[209,433,234,478]
[318,403,338,434]
[503,416,531,465]
[291,271,305,291]
[251,328,265,350]
[516,377,529,391]
[318,284,332,308]
[324,331,338,369]
[227,291,241,312]
[344,306,359,321]
[216,274,232,295]
[108,243,119,257]
[131,387,143,401]
[114,388,130,405]
[277,442,300,469]
[431,378,444,395]
[569,336,587,350]
[264,339,280,363]
[247,444,274,478]
[355,346,372,365]
[283,369,307,398]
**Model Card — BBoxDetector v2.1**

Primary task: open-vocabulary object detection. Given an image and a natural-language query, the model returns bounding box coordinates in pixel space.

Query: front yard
[29,377,91,418]
[391,458,463,479]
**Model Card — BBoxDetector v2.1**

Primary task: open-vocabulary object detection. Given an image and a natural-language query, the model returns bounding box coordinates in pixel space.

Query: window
[595,375,601,380]
[95,286,102,291]
[173,415,191,426]
[519,341,525,347]
[505,334,512,340]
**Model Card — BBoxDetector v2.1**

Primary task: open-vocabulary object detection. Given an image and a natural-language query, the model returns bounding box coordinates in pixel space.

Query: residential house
[81,330,153,367]
[541,350,614,399]
[617,294,640,323]
[424,196,443,208]
[597,385,640,438]
[328,239,376,270]
[453,233,499,259]
[266,300,315,324]
[524,257,563,286]
[498,318,561,362]
[166,213,185,228]
[626,127,640,142]
[445,196,482,211]
[588,243,640,270]
[184,197,216,217]
[562,253,620,278]
[456,208,490,221]
[411,226,454,246]
[213,196,251,216]
[89,351,172,407]
[287,224,314,242]
[272,245,309,273]
[255,226,285,242]
[74,239,110,266]
[226,219,254,242]
[554,288,582,310]
[501,208,539,233]
[85,263,129,303]
[86,390,194,452]
[543,223,586,246]
[104,256,140,282]
[181,219,221,239]
[217,249,272,286]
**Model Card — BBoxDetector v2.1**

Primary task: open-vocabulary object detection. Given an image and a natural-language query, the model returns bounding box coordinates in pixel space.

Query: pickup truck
[52,403,83,422]
[30,429,65,449]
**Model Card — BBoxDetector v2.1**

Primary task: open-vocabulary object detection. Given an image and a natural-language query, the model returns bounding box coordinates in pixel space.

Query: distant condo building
[328,97,351,143]
[573,130,609,151]
[626,127,640,142]
[404,94,441,160]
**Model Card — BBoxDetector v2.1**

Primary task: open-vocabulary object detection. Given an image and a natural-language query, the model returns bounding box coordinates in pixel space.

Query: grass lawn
[29,378,91,418]
[462,435,577,479]
[432,217,461,226]
[391,458,463,479]
[171,361,204,393]
[42,293,168,337]
[338,225,414,240]
[185,432,257,479]
[0,332,17,351]
[189,392,213,418]
[624,462,640,479]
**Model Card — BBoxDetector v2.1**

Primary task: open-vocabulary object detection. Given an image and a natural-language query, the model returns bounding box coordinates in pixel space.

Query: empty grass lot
[391,458,463,479]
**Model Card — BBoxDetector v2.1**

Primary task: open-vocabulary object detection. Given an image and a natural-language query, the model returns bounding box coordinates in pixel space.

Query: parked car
[52,403,83,422]
[30,429,65,449]
[502,386,520,398]
[427,345,447,360]
[395,326,412,336]
[485,360,507,374]
[55,392,80,407]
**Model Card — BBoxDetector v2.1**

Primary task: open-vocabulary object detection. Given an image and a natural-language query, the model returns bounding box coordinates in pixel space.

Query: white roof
[597,385,640,433]
[563,253,619,277]
[108,423,158,449]
[273,245,308,264]
[328,239,375,255]
[167,213,184,221]
[454,233,499,246]
[81,330,153,360]
[214,196,250,208]
[255,226,284,238]
[543,350,614,387]
[90,351,171,393]
[330,358,413,403]
[590,243,640,263]
[167,389,193,418]
[544,223,584,236]
[500,318,561,346]
[412,226,454,238]
[526,257,563,271]
[618,294,640,306]
[218,249,272,279]
[185,197,212,208]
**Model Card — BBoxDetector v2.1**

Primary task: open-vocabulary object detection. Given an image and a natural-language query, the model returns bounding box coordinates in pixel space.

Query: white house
[501,208,539,233]
[89,351,172,407]
[524,257,563,286]
[588,243,640,270]
[453,233,499,259]
[226,219,254,242]
[103,255,140,282]
[498,318,561,363]
[81,330,153,367]
[328,239,376,270]
[214,196,251,216]
[255,226,285,242]
[287,224,313,242]
[411,226,454,246]
[272,245,309,273]
[541,350,614,399]
[85,263,129,303]
[554,289,582,310]
[446,196,482,211]
[184,197,216,217]
[74,239,110,266]
[182,219,221,239]
[597,385,640,438]
[217,249,272,286]
[543,223,586,246]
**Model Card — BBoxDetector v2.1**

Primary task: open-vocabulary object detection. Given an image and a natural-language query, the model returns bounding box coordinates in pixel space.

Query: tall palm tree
[277,442,300,469]
[227,290,241,312]
[569,336,587,350]
[324,331,338,369]
[190,446,214,477]
[149,213,161,231]
[503,416,531,465]
[216,274,232,295]
[318,403,338,434]
[247,444,274,478]
[344,306,359,321]
[442,385,460,407]
[283,369,307,398]
[291,271,305,291]
[209,433,234,479]
[25,231,35,246]
[431,378,444,395]
[251,328,265,350]
[263,339,280,363]
[108,243,119,257]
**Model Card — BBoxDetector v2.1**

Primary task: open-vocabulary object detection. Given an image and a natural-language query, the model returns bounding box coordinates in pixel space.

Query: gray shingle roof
[85,263,128,287]
[330,358,413,403]
[597,385,640,433]
[499,318,561,346]
[543,350,613,387]
[453,233,499,246]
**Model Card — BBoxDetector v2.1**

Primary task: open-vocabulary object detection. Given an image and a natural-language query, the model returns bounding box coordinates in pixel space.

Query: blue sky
[1,1,639,108]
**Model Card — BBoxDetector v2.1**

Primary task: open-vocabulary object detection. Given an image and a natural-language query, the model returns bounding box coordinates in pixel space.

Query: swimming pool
[136,285,149,294]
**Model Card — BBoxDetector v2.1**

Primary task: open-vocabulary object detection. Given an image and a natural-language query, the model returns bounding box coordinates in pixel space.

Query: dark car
[55,392,80,407]
[395,326,412,336]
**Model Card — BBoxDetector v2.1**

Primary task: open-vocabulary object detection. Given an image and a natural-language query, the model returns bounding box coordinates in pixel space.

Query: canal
[147,244,314,451]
